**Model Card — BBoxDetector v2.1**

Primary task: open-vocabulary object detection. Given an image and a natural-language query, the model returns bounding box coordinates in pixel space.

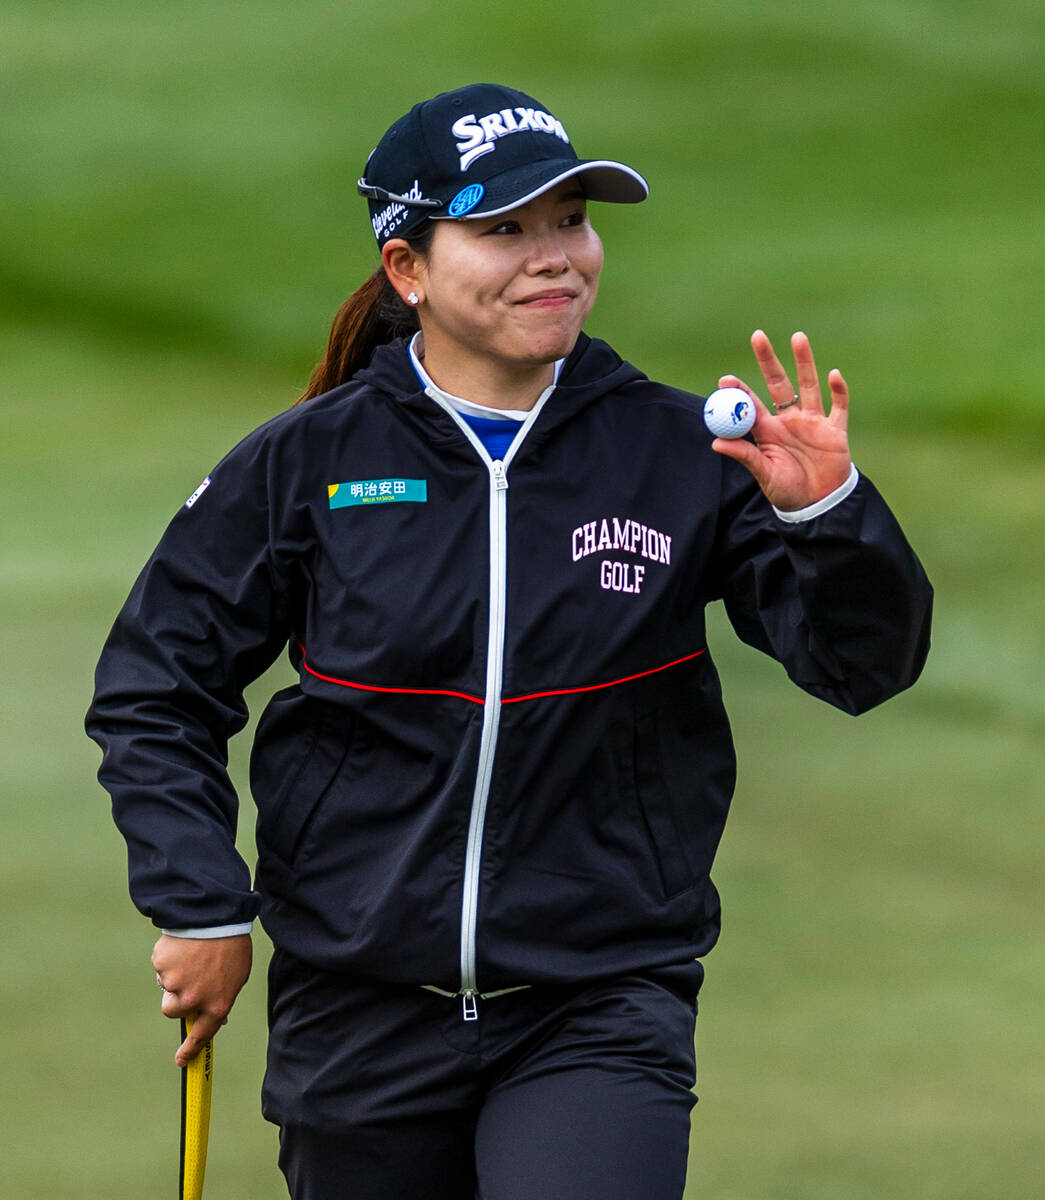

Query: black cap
[358,83,648,246]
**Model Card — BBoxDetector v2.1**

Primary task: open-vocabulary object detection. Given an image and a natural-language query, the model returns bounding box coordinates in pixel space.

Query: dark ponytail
[297,223,435,404]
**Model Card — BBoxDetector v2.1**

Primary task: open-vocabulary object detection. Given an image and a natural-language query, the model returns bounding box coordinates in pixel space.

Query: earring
[407,292,420,306]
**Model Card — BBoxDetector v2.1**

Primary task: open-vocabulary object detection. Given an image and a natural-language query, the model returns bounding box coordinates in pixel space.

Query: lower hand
[151,933,252,1066]
[711,329,852,511]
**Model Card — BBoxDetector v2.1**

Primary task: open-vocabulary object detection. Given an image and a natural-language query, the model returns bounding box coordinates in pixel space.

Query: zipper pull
[461,991,479,1022]
[491,461,509,491]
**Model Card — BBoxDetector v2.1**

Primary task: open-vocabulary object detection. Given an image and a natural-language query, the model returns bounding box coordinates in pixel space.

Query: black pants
[264,951,701,1200]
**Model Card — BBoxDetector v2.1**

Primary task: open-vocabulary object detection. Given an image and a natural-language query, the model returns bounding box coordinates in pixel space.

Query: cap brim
[434,158,648,221]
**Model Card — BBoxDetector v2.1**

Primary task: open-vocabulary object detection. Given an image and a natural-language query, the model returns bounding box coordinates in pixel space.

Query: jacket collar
[357,333,647,430]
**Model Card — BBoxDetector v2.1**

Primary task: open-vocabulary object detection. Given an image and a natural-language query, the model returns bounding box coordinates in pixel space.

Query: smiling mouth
[515,290,577,308]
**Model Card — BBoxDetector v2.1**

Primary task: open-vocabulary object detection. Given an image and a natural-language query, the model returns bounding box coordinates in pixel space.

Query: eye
[485,219,523,235]
[561,209,587,228]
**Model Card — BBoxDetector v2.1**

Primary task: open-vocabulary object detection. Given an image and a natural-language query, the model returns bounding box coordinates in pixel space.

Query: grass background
[2,1,1042,1196]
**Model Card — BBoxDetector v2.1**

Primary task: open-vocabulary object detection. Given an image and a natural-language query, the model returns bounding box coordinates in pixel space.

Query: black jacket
[86,334,932,996]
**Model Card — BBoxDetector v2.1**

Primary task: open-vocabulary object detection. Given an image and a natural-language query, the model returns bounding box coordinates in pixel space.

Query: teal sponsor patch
[328,478,427,508]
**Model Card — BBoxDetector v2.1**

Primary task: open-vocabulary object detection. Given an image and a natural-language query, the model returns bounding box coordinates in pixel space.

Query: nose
[525,231,570,275]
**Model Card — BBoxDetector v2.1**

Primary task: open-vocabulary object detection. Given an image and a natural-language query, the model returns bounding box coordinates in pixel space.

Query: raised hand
[711,329,852,512]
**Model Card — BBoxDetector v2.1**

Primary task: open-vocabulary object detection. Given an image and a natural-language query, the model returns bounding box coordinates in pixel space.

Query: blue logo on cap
[448,184,485,217]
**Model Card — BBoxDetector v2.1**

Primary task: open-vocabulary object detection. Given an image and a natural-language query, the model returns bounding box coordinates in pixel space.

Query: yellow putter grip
[179,1015,214,1200]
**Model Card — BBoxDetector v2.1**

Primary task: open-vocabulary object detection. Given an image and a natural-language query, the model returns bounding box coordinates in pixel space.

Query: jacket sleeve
[708,460,933,715]
[85,429,297,929]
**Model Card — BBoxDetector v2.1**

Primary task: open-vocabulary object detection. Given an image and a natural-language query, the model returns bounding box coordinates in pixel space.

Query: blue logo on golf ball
[704,387,756,438]
[448,184,485,217]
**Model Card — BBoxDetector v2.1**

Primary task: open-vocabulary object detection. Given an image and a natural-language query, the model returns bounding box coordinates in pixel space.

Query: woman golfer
[88,82,932,1199]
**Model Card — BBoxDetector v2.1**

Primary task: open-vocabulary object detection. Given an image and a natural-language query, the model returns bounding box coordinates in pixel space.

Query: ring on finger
[776,393,800,411]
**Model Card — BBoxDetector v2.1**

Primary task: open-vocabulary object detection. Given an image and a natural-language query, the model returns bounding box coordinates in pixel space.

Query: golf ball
[703,387,756,439]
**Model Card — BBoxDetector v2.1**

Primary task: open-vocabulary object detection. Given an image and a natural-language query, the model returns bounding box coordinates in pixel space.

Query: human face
[415,183,604,386]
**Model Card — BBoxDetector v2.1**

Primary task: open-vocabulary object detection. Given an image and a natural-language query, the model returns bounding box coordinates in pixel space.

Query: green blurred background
[3,1,1041,1196]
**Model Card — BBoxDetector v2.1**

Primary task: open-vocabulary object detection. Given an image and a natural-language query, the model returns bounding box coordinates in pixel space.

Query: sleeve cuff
[773,464,860,524]
[161,923,254,939]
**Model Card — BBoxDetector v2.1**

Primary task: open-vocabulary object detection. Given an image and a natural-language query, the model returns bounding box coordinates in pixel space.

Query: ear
[382,239,427,306]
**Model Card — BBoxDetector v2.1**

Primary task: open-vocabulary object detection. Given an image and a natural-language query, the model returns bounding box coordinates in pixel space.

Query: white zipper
[420,378,555,1020]
[458,458,509,1019]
